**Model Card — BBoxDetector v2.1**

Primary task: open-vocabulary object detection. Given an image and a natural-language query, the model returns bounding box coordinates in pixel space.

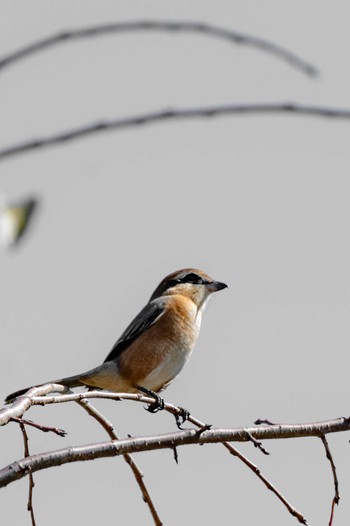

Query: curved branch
[0,20,317,77]
[0,384,68,426]
[3,388,349,524]
[0,388,309,522]
[0,384,350,442]
[1,415,350,490]
[0,102,349,163]
[3,389,350,440]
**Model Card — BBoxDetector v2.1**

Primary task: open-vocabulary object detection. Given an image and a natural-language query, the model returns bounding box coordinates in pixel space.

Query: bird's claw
[175,407,190,429]
[137,385,165,413]
[145,396,165,413]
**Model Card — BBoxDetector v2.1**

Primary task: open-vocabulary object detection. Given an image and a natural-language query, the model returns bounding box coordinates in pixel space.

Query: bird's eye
[183,272,204,284]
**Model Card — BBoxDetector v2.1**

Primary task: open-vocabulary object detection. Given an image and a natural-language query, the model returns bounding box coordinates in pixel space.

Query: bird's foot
[136,385,165,413]
[175,407,190,429]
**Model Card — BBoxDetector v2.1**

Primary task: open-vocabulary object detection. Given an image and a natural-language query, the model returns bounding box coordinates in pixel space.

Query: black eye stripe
[170,272,208,285]
[184,272,202,283]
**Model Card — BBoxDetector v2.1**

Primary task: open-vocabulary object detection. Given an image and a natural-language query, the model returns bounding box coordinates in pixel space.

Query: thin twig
[0,20,317,76]
[222,441,306,523]
[10,417,66,437]
[172,446,179,464]
[75,397,162,526]
[1,102,350,163]
[320,435,340,526]
[244,428,270,455]
[328,498,337,526]
[19,422,36,526]
[255,418,275,425]
[171,411,305,523]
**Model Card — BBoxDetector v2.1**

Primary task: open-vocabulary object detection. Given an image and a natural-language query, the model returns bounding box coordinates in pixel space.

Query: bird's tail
[4,371,95,404]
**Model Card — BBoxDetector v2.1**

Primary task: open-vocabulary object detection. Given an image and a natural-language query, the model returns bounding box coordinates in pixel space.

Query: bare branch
[0,427,308,523]
[10,417,66,437]
[31,391,350,439]
[244,428,270,455]
[0,420,338,482]
[1,102,350,163]
[221,440,307,524]
[75,398,162,526]
[2,387,163,524]
[0,20,317,77]
[178,410,305,523]
[0,384,68,426]
[328,498,338,526]
[255,418,275,425]
[0,428,264,484]
[3,389,350,441]
[3,389,305,520]
[320,436,340,526]
[19,422,36,526]
[3,389,350,524]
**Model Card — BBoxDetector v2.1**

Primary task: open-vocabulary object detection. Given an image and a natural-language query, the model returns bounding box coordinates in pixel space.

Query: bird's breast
[118,295,201,391]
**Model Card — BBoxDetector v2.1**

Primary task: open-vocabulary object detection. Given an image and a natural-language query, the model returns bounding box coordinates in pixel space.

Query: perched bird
[5,269,227,404]
[0,195,38,248]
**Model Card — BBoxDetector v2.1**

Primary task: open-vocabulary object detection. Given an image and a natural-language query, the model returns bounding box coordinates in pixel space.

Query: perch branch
[1,386,162,525]
[0,384,68,426]
[1,102,350,163]
[3,389,350,441]
[4,390,350,523]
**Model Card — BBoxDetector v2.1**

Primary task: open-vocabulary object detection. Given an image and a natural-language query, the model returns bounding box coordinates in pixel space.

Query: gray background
[1,2,350,525]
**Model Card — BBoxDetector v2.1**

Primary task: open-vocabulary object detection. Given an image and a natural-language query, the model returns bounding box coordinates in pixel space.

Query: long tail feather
[4,375,82,404]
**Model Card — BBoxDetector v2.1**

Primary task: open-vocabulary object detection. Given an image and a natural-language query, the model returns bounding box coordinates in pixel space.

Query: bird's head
[150,268,227,310]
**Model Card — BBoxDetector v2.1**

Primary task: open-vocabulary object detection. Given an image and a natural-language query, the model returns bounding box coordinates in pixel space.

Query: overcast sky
[1,2,350,525]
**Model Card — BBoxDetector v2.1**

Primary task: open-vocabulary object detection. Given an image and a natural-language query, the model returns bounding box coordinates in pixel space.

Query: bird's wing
[103,300,166,363]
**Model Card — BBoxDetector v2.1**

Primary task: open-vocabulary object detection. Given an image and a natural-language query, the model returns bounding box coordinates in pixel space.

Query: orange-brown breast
[117,295,200,392]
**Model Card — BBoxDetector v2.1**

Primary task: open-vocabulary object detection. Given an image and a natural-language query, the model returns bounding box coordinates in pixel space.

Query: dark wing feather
[103,300,165,363]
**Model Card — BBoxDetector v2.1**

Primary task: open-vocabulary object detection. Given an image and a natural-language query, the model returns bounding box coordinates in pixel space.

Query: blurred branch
[0,20,317,77]
[1,102,350,163]
[0,196,39,249]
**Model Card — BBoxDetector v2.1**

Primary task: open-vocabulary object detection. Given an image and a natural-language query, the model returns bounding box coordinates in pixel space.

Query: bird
[5,268,227,406]
[0,195,38,248]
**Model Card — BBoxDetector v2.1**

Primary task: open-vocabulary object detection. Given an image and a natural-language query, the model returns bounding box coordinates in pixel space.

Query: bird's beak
[207,281,228,292]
